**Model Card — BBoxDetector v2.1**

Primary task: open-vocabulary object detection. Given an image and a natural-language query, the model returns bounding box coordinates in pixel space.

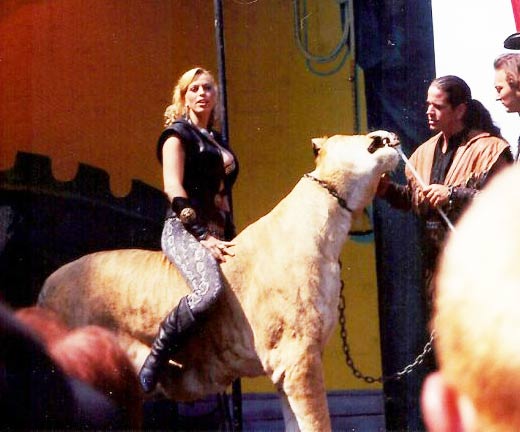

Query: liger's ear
[311,137,327,157]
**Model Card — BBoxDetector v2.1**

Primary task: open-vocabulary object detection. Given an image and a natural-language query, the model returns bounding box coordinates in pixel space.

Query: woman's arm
[162,136,187,201]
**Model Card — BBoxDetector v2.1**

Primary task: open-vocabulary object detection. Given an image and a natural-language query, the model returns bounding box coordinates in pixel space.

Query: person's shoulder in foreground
[422,163,520,431]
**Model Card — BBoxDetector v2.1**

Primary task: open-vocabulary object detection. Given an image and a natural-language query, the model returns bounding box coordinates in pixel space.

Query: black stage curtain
[354,1,436,430]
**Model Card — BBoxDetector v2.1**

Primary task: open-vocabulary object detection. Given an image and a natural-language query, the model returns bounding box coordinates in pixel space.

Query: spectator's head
[422,164,520,431]
[14,306,69,345]
[50,325,142,427]
[1,303,125,429]
[494,53,520,113]
[15,306,142,428]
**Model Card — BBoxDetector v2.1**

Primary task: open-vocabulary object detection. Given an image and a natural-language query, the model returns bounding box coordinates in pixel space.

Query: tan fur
[38,132,399,431]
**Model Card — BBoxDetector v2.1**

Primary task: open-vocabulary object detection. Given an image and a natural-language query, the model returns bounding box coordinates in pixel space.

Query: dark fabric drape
[354,1,436,430]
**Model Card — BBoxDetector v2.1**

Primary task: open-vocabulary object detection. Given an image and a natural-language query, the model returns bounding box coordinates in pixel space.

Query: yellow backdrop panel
[0,0,382,392]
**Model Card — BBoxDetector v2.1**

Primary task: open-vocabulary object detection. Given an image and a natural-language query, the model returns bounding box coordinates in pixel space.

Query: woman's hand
[200,235,236,262]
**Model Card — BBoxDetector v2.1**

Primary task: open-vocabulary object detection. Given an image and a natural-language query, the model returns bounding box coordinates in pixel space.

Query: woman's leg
[138,217,224,392]
[162,217,223,315]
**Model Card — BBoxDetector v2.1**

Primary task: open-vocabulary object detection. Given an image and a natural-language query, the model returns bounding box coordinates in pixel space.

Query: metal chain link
[337,261,436,384]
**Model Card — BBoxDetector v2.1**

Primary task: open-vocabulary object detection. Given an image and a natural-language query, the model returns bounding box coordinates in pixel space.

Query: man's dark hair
[432,75,501,137]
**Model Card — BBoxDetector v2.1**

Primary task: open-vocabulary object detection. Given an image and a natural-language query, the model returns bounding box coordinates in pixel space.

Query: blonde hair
[494,53,520,89]
[163,67,220,127]
[433,165,520,431]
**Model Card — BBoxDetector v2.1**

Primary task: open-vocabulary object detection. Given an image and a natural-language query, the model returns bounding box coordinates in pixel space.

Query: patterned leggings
[161,217,223,317]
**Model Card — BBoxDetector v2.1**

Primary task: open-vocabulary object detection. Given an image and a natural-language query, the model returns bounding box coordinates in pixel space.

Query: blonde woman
[139,67,239,393]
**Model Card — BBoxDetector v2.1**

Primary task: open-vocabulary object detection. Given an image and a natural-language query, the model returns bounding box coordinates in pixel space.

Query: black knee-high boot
[139,296,196,393]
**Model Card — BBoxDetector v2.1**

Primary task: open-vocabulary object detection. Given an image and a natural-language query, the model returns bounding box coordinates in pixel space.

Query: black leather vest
[156,119,239,239]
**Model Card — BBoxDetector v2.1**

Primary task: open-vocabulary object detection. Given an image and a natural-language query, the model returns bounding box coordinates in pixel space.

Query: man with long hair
[378,75,513,302]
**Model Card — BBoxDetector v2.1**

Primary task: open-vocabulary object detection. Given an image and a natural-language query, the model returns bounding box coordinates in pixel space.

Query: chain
[337,262,436,384]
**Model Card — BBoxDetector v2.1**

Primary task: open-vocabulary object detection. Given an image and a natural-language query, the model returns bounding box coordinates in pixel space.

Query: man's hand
[423,184,450,208]
[376,173,392,197]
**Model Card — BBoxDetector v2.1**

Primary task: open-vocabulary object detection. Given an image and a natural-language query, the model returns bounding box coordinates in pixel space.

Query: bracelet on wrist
[171,197,208,240]
[448,186,456,207]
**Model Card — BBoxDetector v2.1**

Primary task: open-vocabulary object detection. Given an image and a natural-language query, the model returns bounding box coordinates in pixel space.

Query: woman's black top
[156,119,239,240]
